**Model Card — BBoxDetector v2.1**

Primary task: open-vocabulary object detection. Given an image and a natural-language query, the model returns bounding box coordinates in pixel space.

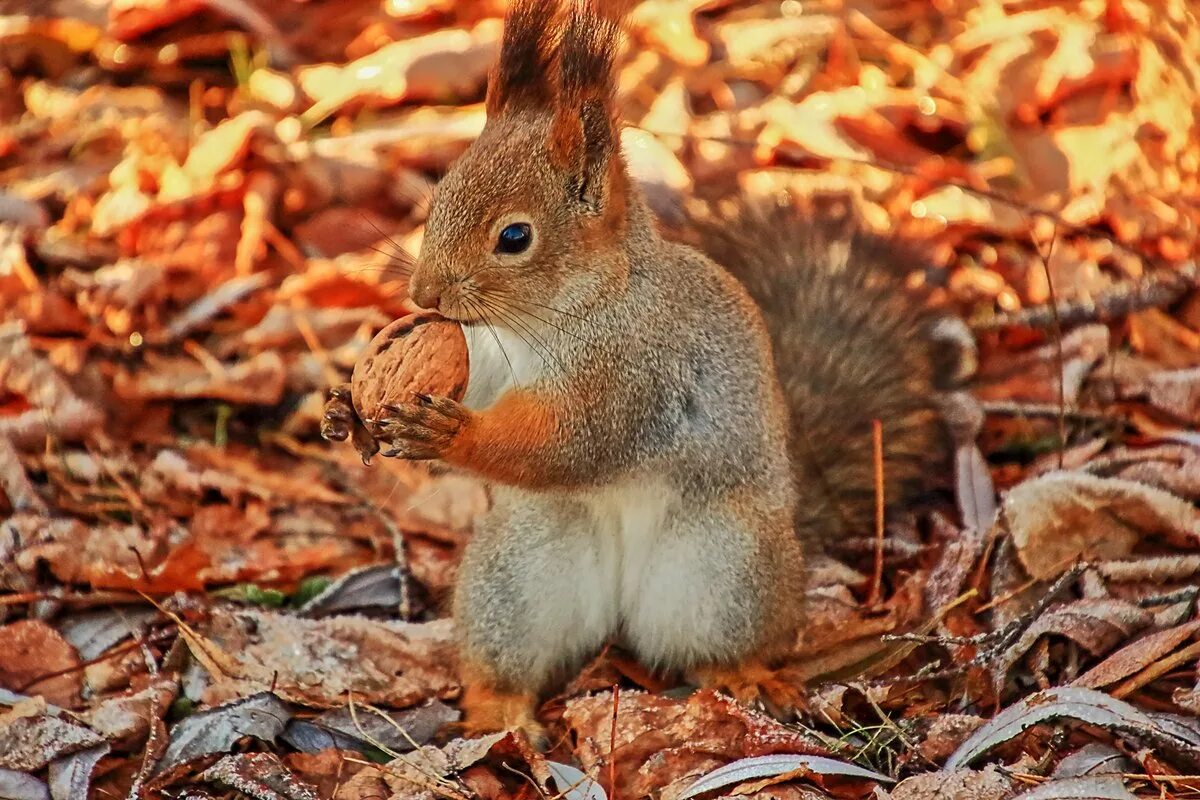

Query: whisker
[357,212,417,272]
[465,296,520,390]
[486,292,593,351]
[476,293,569,377]
[491,289,695,362]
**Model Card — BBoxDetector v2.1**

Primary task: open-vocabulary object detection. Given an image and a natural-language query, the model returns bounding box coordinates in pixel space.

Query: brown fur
[678,201,951,543]
[485,0,560,115]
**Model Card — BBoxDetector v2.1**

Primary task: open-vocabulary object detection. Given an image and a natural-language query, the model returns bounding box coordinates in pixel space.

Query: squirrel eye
[496,222,532,255]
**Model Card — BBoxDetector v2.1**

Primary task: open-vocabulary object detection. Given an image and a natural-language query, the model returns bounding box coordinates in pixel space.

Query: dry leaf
[1003,471,1200,580]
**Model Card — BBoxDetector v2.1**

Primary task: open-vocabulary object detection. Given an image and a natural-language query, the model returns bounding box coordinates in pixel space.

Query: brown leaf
[994,599,1154,690]
[298,22,501,123]
[200,752,320,800]
[564,689,826,798]
[200,609,458,709]
[1003,471,1200,580]
[891,766,1013,800]
[80,678,177,750]
[976,325,1109,406]
[0,700,105,772]
[114,351,287,405]
[0,324,103,448]
[1074,620,1200,690]
[0,620,82,707]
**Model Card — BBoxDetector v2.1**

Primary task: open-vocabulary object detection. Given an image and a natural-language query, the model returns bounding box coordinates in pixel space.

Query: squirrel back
[672,198,956,543]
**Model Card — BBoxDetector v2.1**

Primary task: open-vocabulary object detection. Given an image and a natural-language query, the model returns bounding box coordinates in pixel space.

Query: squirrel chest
[460,322,544,411]
[459,319,716,660]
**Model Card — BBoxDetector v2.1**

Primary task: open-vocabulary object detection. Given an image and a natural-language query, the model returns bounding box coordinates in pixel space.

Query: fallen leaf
[564,689,826,798]
[946,686,1199,770]
[47,743,110,800]
[200,752,320,800]
[0,768,50,800]
[0,621,82,708]
[1010,775,1135,800]
[157,692,291,774]
[1074,620,1200,689]
[200,609,458,708]
[1052,743,1133,777]
[891,766,1012,800]
[680,754,893,798]
[546,761,606,800]
[114,351,287,405]
[994,599,1153,691]
[1003,471,1200,580]
[281,699,458,754]
[296,564,404,617]
[0,701,105,772]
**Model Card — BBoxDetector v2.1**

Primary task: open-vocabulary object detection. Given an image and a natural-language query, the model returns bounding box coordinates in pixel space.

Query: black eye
[496,222,532,255]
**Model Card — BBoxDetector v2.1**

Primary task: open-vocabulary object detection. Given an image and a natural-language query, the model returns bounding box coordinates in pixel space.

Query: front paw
[365,394,471,461]
[321,384,380,464]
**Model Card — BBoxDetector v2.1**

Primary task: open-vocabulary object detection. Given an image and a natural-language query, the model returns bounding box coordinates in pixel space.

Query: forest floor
[2,0,1200,798]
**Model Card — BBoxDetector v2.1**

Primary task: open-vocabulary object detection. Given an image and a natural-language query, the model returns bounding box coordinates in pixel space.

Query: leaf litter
[2,0,1200,797]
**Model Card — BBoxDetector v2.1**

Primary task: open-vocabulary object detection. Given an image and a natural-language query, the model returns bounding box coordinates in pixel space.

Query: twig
[1029,228,1066,469]
[1112,638,1200,699]
[867,419,885,607]
[609,684,620,800]
[971,261,1197,332]
[18,625,176,693]
[881,564,1086,681]
[979,400,1114,423]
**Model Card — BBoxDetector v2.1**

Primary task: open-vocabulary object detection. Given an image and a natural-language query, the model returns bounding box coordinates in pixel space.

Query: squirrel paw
[366,394,470,461]
[690,660,806,720]
[458,684,548,750]
[321,384,380,465]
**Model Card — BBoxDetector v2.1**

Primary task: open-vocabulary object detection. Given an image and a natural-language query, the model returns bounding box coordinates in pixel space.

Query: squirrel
[324,0,968,744]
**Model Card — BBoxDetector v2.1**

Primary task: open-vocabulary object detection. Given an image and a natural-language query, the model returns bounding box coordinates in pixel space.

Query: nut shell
[351,313,469,421]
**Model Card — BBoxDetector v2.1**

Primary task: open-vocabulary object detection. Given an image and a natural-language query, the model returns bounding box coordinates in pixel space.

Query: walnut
[351,313,469,422]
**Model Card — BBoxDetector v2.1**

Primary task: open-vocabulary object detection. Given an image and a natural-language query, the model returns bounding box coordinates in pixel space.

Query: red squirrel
[325,0,964,744]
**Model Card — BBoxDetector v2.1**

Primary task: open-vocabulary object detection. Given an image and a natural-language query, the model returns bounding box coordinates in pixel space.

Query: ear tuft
[558,2,620,112]
[486,0,562,115]
[549,2,623,210]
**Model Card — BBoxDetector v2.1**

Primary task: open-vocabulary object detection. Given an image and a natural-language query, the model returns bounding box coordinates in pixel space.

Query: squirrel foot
[459,681,548,750]
[689,660,806,720]
[321,384,379,464]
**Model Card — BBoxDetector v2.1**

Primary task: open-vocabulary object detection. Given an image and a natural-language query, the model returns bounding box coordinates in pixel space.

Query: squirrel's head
[410,0,635,320]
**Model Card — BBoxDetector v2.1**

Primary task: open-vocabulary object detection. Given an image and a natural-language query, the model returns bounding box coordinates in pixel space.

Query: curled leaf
[680,753,893,799]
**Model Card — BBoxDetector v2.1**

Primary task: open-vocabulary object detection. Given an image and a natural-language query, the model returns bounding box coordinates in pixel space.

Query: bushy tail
[677,198,962,542]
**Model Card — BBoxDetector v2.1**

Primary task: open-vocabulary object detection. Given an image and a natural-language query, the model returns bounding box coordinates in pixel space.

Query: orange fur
[689,660,807,718]
[443,390,563,487]
[459,663,546,745]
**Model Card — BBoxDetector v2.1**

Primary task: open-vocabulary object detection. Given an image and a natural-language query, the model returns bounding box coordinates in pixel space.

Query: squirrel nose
[409,275,442,311]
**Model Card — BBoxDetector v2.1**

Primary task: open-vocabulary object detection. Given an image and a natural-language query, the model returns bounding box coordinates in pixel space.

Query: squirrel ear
[548,4,623,214]
[486,0,560,116]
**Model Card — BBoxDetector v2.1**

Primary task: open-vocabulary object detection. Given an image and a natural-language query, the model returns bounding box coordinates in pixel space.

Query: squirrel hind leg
[458,669,548,750]
[688,659,807,720]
